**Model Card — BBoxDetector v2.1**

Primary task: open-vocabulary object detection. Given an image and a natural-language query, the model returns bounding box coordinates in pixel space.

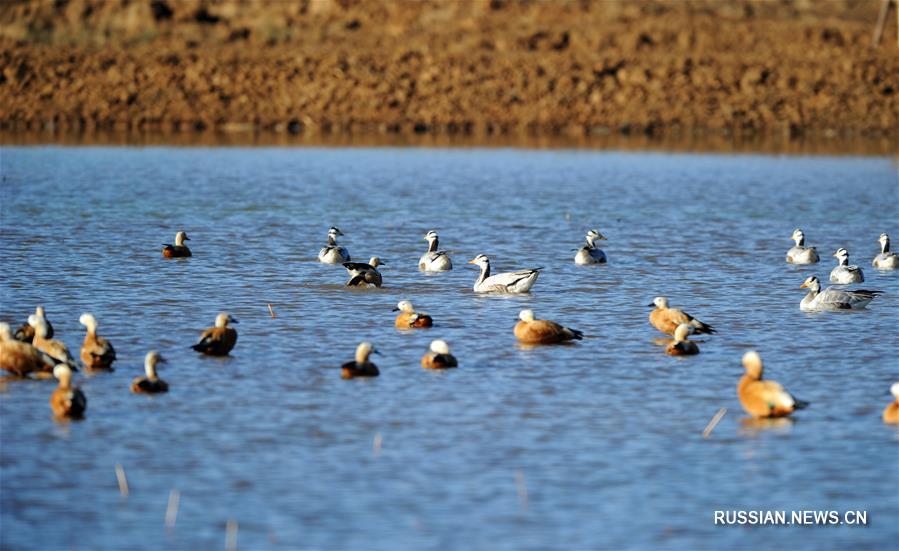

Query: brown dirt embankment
[1,0,897,141]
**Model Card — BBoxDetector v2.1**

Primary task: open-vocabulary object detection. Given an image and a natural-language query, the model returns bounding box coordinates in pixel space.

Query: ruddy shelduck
[131,351,169,394]
[648,297,716,336]
[29,315,78,368]
[49,365,86,419]
[79,313,117,370]
[737,351,808,419]
[393,300,433,328]
[514,309,583,344]
[162,231,191,258]
[14,305,53,343]
[665,324,699,356]
[883,383,899,424]
[341,342,380,379]
[0,322,56,376]
[343,257,384,287]
[192,313,238,356]
[421,340,458,369]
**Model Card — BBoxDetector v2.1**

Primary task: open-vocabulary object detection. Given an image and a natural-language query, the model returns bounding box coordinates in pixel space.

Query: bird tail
[695,322,716,335]
[567,328,584,340]
[793,398,810,410]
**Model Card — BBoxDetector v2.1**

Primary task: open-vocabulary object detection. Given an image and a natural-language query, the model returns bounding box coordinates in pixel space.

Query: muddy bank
[1,0,897,141]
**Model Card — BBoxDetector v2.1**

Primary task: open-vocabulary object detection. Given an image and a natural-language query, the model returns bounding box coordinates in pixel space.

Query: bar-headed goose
[665,324,699,355]
[514,309,583,344]
[162,231,191,258]
[341,342,380,379]
[192,313,238,356]
[468,255,542,293]
[421,340,458,369]
[419,230,453,272]
[131,351,169,393]
[829,248,864,284]
[49,365,87,419]
[798,275,881,311]
[79,313,117,370]
[648,297,716,336]
[344,257,384,287]
[574,229,607,265]
[0,322,57,376]
[14,305,53,343]
[873,233,899,270]
[393,300,433,328]
[785,228,819,264]
[318,227,350,264]
[737,351,807,418]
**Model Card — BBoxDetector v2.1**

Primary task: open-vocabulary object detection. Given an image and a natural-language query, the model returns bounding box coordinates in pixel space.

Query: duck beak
[391,307,400,312]
[647,302,656,307]
[158,356,168,364]
[598,234,607,240]
[229,317,239,324]
[184,236,190,241]
[467,259,477,264]
[373,349,382,356]
[799,281,808,289]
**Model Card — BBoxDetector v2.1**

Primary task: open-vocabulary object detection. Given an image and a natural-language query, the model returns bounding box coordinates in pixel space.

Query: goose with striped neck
[829,248,864,284]
[468,254,542,294]
[574,229,607,265]
[785,228,819,264]
[318,227,351,264]
[799,275,881,311]
[419,230,453,272]
[873,233,899,270]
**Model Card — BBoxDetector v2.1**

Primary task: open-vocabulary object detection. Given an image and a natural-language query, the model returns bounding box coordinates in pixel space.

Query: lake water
[1,146,897,550]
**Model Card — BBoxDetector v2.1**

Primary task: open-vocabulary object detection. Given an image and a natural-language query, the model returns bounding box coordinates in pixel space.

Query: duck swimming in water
[883,383,899,424]
[130,351,169,394]
[318,227,350,264]
[162,231,191,258]
[0,322,57,377]
[341,342,380,379]
[468,254,541,294]
[785,228,819,264]
[513,309,583,344]
[873,233,899,270]
[29,315,78,369]
[574,229,607,265]
[419,230,452,272]
[798,276,881,311]
[49,365,86,419]
[737,351,808,419]
[421,340,458,369]
[665,324,699,356]
[648,297,716,336]
[343,257,384,287]
[14,305,52,343]
[393,300,433,328]
[192,313,238,356]
[829,248,864,284]
[79,313,117,370]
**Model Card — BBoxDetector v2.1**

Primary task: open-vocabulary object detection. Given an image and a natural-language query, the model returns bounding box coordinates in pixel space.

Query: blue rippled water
[1,146,897,549]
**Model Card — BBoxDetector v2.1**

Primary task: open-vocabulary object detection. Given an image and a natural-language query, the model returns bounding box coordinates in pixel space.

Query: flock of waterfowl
[0,227,896,425]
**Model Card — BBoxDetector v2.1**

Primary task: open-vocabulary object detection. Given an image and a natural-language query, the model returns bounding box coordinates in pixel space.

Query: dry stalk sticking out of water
[703,408,728,439]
